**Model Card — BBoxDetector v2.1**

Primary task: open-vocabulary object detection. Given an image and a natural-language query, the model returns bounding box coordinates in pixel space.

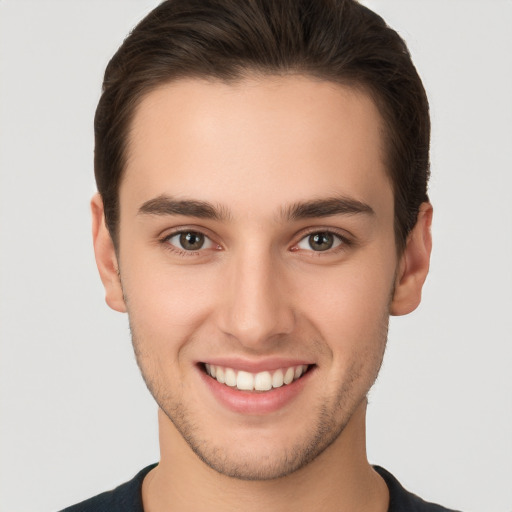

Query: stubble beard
[129,316,389,481]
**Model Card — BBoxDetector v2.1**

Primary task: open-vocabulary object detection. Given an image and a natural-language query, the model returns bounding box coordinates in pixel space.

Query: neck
[142,400,389,512]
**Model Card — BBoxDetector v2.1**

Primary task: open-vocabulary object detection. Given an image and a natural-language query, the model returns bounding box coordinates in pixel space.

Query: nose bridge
[218,241,294,347]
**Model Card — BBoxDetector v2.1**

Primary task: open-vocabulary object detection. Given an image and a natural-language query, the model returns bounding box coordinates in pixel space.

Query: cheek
[301,269,391,392]
[123,264,221,401]
[296,262,394,331]
[291,250,395,365]
[121,262,219,349]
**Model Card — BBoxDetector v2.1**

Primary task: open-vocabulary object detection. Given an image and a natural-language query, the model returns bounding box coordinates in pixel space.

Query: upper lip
[198,358,314,373]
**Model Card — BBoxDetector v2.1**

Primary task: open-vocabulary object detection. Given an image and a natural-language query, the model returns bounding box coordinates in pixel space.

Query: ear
[390,202,433,316]
[91,193,127,313]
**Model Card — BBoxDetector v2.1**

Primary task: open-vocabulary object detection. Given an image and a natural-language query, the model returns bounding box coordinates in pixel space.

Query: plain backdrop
[1,1,511,511]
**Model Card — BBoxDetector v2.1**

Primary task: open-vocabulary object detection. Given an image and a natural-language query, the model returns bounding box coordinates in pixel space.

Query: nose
[216,245,295,349]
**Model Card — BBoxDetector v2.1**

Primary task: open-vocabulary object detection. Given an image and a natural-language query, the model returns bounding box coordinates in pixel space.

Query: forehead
[122,75,392,219]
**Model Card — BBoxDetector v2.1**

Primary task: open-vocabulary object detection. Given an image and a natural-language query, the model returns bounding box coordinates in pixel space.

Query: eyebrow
[282,196,375,221]
[138,194,374,222]
[138,195,229,220]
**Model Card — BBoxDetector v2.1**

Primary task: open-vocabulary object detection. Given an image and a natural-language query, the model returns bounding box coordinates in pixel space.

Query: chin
[159,399,351,481]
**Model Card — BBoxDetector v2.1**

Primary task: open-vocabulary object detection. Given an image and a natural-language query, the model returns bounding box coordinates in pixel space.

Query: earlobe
[390,202,433,316]
[91,194,127,313]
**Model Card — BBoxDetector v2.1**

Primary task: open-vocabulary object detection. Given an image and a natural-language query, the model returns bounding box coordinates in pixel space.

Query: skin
[92,75,432,511]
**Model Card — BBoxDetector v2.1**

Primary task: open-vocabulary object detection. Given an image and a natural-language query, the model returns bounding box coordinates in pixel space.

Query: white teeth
[216,367,225,384]
[236,371,254,391]
[272,369,284,388]
[254,371,272,391]
[225,368,237,387]
[205,364,309,392]
[283,367,295,385]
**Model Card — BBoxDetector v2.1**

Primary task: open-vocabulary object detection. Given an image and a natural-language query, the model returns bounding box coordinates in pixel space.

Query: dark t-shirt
[60,464,461,512]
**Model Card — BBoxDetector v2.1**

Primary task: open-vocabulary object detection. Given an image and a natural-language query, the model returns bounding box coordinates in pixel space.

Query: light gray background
[1,1,511,511]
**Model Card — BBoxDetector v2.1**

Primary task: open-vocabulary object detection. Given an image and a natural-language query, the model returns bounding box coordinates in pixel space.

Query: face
[97,76,416,480]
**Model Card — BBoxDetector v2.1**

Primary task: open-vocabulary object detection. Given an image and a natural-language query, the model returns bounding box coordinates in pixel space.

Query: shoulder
[59,464,157,512]
[374,466,463,512]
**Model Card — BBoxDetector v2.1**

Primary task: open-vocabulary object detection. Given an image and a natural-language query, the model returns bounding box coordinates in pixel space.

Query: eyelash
[293,228,352,255]
[160,229,218,257]
[159,228,352,257]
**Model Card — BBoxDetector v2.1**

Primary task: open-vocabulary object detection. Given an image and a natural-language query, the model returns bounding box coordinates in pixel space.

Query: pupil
[180,232,204,250]
[309,232,333,251]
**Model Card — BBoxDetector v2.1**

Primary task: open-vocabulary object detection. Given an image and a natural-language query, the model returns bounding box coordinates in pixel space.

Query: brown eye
[179,232,205,250]
[309,232,334,251]
[166,231,214,252]
[296,231,343,252]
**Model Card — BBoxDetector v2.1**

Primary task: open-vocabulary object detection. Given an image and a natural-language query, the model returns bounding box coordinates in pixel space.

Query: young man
[63,1,459,510]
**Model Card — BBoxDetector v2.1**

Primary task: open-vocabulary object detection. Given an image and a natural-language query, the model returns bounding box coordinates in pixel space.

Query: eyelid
[166,231,215,249]
[292,227,353,252]
[159,226,222,255]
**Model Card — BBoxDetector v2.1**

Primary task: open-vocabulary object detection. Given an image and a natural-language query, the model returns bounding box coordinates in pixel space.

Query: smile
[204,364,309,392]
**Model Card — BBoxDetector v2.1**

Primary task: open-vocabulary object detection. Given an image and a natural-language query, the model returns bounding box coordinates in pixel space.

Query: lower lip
[199,367,313,415]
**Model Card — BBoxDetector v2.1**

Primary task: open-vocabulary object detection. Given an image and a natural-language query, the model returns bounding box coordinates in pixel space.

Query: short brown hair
[95,0,430,252]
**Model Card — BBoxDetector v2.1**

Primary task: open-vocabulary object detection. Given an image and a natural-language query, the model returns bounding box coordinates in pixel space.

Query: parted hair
[95,0,430,252]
